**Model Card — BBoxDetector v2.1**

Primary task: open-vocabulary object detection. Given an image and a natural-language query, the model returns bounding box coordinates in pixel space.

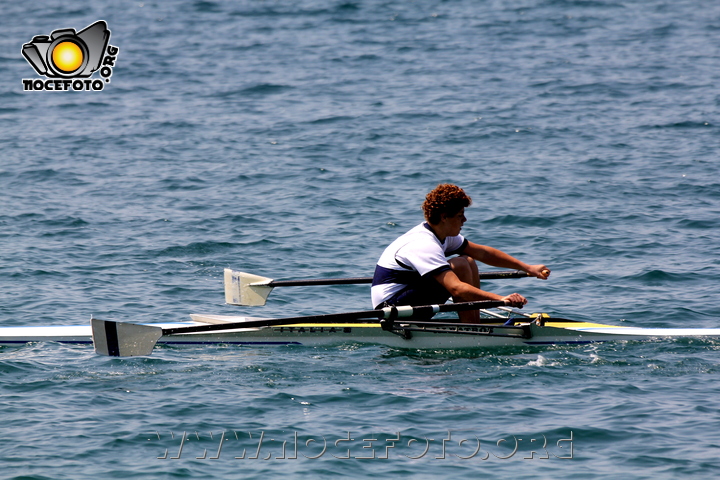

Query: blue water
[2,0,720,478]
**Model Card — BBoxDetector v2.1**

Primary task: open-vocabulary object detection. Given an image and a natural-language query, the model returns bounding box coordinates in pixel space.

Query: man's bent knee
[449,255,477,281]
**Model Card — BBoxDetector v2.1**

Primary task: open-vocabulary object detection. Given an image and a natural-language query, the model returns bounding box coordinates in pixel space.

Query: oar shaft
[264,271,530,287]
[161,312,380,336]
[92,300,509,356]
[226,269,531,306]
[268,277,372,287]
[161,300,507,336]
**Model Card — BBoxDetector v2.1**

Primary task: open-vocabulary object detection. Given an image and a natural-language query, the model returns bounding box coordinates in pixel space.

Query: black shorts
[376,275,451,309]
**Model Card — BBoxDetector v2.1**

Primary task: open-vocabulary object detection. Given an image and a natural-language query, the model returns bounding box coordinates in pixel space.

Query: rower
[371,184,551,323]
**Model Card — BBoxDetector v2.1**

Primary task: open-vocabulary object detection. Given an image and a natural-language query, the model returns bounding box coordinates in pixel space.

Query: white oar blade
[91,318,163,357]
[223,268,273,306]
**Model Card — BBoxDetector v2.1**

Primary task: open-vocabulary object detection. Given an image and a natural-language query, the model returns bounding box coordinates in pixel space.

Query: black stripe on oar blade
[105,320,120,357]
[91,318,119,356]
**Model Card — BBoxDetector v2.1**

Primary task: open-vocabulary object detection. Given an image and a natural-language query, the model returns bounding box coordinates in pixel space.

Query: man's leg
[449,255,482,323]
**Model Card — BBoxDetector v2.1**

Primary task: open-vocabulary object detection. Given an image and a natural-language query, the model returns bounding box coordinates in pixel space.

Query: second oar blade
[91,318,163,357]
[223,268,372,306]
[224,269,274,306]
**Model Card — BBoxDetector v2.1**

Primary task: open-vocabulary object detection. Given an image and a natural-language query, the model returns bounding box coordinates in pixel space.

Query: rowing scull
[2,313,720,352]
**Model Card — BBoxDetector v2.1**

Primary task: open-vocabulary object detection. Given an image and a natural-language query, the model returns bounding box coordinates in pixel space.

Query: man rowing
[371,184,550,323]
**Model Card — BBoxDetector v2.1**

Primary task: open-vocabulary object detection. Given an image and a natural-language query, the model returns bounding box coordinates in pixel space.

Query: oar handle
[478,270,531,279]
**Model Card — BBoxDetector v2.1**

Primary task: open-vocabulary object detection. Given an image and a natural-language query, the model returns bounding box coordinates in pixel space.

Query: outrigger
[1,269,719,356]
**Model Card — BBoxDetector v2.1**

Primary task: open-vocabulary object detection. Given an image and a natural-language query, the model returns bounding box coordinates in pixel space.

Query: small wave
[485,214,560,228]
[156,241,236,258]
[675,218,720,229]
[307,115,356,125]
[623,270,687,285]
[526,355,560,367]
[209,84,293,98]
[243,83,292,94]
[192,0,221,13]
[641,120,712,130]
[41,216,90,228]
[9,168,91,188]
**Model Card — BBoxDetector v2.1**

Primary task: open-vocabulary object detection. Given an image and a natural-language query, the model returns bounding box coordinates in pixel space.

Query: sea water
[1,0,719,478]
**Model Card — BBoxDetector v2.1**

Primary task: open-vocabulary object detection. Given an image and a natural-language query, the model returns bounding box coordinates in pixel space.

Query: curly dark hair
[422,184,472,224]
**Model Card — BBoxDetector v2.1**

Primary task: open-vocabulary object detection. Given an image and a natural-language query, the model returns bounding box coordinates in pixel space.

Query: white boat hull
[2,315,720,350]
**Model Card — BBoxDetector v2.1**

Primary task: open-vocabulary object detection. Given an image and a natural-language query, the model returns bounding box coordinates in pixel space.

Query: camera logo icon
[23,20,109,78]
[22,20,119,91]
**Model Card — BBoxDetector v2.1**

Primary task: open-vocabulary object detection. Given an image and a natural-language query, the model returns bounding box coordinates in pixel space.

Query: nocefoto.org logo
[21,20,119,92]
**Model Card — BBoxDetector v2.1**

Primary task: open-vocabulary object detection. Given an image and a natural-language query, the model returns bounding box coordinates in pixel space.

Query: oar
[224,268,531,306]
[91,299,506,357]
